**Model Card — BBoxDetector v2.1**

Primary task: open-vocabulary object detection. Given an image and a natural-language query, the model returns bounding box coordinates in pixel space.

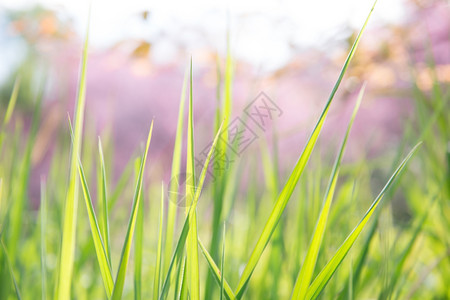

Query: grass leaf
[111,120,154,300]
[56,11,90,299]
[77,147,115,296]
[98,138,112,267]
[234,2,377,297]
[1,239,22,300]
[134,157,144,300]
[186,57,200,300]
[305,143,421,300]
[165,67,187,276]
[40,178,47,300]
[198,238,235,300]
[153,183,165,300]
[291,84,365,300]
[3,76,21,126]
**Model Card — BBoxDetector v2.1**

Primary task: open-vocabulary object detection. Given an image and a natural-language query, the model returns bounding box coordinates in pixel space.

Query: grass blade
[305,143,421,300]
[165,67,187,276]
[135,158,144,300]
[111,120,154,300]
[68,118,114,296]
[40,178,47,300]
[159,210,191,300]
[186,58,200,300]
[159,119,225,300]
[198,239,235,300]
[179,259,189,300]
[205,29,234,299]
[234,2,377,297]
[220,223,226,300]
[1,239,22,300]
[77,150,114,296]
[378,198,434,299]
[56,12,90,299]
[153,183,165,300]
[98,138,112,266]
[3,76,21,126]
[291,84,365,300]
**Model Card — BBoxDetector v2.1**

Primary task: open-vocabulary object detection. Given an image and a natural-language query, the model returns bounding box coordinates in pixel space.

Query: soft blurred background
[0,0,449,299]
[1,0,448,188]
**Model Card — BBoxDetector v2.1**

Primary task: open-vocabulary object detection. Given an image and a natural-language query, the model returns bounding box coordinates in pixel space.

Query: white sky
[1,0,406,73]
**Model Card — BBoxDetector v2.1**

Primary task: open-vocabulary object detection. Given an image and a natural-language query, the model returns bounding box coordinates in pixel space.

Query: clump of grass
[0,1,448,299]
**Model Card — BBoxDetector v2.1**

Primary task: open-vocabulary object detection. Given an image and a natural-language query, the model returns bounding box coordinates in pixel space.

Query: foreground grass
[0,2,449,300]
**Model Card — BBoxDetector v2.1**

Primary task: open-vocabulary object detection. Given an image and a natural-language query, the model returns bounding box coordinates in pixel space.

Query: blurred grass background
[0,0,449,299]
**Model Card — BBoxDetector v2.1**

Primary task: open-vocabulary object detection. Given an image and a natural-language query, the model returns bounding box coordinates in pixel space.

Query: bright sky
[1,0,406,73]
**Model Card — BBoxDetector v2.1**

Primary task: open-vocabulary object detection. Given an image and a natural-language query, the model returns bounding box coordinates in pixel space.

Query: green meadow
[0,2,449,300]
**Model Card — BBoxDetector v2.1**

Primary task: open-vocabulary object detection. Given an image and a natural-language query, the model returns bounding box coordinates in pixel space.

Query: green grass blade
[111,120,154,300]
[337,214,379,300]
[165,67,187,276]
[378,199,434,299]
[56,12,90,300]
[220,223,226,300]
[175,257,187,300]
[3,76,21,126]
[159,210,191,300]
[234,3,377,297]
[153,183,165,300]
[98,138,112,267]
[173,256,185,300]
[179,259,189,300]
[1,239,22,300]
[135,158,144,300]
[40,177,47,300]
[305,143,421,300]
[198,239,235,300]
[8,82,42,260]
[77,152,114,296]
[205,30,234,299]
[291,84,365,300]
[186,57,200,300]
[159,119,224,300]
[68,117,114,296]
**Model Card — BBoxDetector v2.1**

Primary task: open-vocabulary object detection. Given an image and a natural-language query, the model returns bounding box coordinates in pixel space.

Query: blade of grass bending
[165,68,187,276]
[153,183,165,300]
[57,11,90,300]
[186,58,199,300]
[159,120,225,300]
[305,143,421,300]
[291,84,365,300]
[40,178,47,300]
[198,239,235,300]
[1,239,22,300]
[98,138,112,267]
[111,120,154,300]
[235,3,377,297]
[69,118,114,297]
[135,158,144,300]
